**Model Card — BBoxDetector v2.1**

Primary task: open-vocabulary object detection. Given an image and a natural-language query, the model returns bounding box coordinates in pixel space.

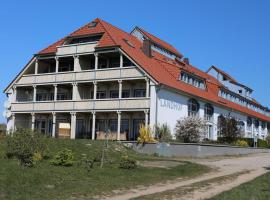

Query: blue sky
[1,0,270,123]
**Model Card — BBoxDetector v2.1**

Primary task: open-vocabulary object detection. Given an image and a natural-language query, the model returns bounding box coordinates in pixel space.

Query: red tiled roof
[134,27,183,58]
[37,18,270,122]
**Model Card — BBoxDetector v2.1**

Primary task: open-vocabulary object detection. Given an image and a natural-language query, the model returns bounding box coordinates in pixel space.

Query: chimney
[142,39,152,57]
[183,57,189,65]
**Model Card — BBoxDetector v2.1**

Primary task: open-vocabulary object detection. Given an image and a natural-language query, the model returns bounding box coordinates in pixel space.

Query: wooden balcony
[56,42,97,56]
[11,98,150,112]
[16,67,143,85]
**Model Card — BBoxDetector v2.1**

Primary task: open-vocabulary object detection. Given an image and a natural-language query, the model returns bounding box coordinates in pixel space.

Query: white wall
[150,86,266,141]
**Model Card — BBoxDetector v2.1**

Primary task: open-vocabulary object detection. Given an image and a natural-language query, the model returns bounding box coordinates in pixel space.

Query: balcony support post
[73,55,80,71]
[33,85,37,102]
[91,111,96,140]
[72,83,78,101]
[52,112,56,138]
[93,81,97,100]
[94,53,98,70]
[12,113,16,134]
[144,109,149,126]
[35,59,38,74]
[118,80,122,99]
[55,57,59,73]
[54,84,58,101]
[120,53,123,68]
[145,78,150,98]
[70,112,76,139]
[117,111,121,141]
[13,86,17,103]
[31,113,35,131]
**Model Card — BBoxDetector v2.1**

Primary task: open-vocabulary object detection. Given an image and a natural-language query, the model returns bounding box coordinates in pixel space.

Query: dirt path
[103,153,270,200]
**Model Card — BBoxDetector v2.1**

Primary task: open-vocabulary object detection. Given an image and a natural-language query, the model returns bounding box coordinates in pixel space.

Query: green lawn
[210,171,270,200]
[0,139,209,200]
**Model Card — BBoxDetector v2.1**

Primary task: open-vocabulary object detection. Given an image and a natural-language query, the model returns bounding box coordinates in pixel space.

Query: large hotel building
[4,18,270,140]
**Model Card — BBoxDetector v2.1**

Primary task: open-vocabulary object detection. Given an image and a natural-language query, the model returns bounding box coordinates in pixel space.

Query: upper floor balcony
[17,51,143,86]
[12,79,150,113]
[56,42,98,56]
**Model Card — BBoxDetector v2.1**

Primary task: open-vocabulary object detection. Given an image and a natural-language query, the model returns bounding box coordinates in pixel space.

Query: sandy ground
[102,153,270,200]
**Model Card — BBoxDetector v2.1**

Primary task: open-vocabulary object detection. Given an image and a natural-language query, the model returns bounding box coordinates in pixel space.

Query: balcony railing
[17,67,143,85]
[11,98,150,112]
[56,42,98,56]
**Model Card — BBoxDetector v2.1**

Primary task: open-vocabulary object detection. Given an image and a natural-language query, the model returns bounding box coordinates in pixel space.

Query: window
[122,90,130,98]
[58,61,74,72]
[69,35,102,44]
[96,91,106,99]
[254,119,259,128]
[188,98,200,116]
[134,89,146,98]
[57,92,72,100]
[237,121,245,133]
[88,22,98,29]
[36,93,54,101]
[247,117,252,127]
[180,72,205,89]
[262,121,266,130]
[108,119,129,133]
[239,90,242,94]
[204,103,214,121]
[110,90,119,99]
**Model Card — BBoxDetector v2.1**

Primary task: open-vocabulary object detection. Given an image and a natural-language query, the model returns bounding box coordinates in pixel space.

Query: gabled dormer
[131,27,183,60]
[207,66,253,99]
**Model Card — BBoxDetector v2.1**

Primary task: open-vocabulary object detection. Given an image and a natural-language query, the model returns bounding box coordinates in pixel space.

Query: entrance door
[132,119,145,141]
[35,119,47,134]
[207,125,213,139]
[76,119,86,139]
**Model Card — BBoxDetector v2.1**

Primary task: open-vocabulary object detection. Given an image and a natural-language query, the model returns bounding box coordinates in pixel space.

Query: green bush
[50,148,74,167]
[155,123,172,142]
[258,139,268,148]
[119,156,137,170]
[5,129,47,167]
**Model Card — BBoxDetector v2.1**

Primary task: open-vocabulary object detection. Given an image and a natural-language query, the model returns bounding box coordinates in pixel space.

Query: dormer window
[68,34,102,45]
[180,71,205,89]
[88,22,97,29]
[223,76,227,81]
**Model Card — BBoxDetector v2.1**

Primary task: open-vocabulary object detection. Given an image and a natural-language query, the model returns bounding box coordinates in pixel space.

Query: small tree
[174,116,205,143]
[137,124,155,144]
[218,115,240,143]
[155,123,172,142]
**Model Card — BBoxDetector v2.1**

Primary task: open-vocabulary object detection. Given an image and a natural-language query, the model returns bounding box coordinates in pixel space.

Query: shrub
[218,115,240,143]
[258,139,268,148]
[50,148,74,167]
[234,140,249,147]
[265,135,270,147]
[174,116,205,143]
[119,156,137,169]
[137,124,156,144]
[155,123,172,142]
[5,129,47,167]
[32,152,43,164]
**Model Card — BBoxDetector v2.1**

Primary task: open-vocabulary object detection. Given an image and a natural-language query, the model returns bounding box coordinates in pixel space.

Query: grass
[0,139,209,200]
[210,171,270,200]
